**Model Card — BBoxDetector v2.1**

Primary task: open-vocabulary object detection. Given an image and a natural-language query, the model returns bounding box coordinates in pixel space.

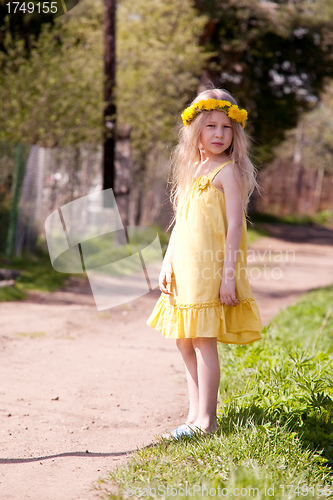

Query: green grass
[0,284,27,301]
[250,210,333,228]
[247,224,271,244]
[98,284,333,499]
[0,249,78,301]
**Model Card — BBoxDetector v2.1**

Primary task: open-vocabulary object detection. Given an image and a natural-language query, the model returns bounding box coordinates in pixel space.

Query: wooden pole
[313,164,325,213]
[6,144,25,257]
[103,0,116,195]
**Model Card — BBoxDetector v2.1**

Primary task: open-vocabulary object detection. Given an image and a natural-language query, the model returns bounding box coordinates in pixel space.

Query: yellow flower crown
[181,98,248,129]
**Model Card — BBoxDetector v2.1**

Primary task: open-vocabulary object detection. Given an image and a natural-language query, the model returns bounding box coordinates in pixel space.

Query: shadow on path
[0,440,162,466]
[0,450,134,464]
[256,222,333,245]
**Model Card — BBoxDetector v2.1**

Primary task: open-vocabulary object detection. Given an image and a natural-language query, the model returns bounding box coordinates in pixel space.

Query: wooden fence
[253,159,333,216]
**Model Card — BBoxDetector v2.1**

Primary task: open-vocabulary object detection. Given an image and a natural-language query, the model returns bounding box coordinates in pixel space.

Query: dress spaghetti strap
[207,160,233,181]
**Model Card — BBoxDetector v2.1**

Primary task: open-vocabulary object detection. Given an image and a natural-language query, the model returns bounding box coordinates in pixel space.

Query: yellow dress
[146,161,263,344]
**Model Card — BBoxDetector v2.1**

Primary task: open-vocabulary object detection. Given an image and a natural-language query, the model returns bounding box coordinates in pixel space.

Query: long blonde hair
[167,88,262,230]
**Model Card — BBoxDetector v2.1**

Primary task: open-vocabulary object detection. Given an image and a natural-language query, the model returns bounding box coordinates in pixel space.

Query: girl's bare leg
[192,337,220,433]
[176,338,199,425]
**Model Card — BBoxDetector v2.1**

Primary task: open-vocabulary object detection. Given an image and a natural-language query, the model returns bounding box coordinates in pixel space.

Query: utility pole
[103,0,116,194]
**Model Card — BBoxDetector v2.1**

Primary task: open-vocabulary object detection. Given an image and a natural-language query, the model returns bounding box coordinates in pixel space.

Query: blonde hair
[167,88,262,231]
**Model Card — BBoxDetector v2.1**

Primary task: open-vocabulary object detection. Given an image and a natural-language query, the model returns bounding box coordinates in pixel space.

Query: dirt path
[1,223,333,500]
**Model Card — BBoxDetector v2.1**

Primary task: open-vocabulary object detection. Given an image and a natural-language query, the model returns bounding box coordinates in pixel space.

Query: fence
[253,159,333,217]
[0,142,30,255]
[0,139,130,257]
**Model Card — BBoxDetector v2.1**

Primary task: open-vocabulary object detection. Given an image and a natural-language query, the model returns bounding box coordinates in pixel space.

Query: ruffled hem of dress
[146,293,263,345]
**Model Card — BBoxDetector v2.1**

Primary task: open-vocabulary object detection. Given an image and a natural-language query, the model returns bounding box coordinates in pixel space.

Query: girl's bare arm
[159,224,176,294]
[163,224,176,264]
[215,163,243,305]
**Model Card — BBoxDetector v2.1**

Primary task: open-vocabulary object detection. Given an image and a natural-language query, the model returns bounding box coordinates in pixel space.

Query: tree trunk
[313,164,325,213]
[103,0,116,196]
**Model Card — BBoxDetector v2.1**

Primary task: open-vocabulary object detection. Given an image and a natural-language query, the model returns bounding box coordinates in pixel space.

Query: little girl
[146,88,263,439]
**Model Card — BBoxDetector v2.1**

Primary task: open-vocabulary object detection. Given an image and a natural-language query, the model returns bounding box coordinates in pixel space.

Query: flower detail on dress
[194,176,210,192]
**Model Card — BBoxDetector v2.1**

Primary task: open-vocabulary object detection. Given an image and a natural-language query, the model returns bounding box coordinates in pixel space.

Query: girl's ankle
[193,419,217,433]
[202,424,218,434]
[185,418,197,426]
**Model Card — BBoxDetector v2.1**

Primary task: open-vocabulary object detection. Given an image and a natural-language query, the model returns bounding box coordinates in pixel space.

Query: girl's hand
[219,277,239,306]
[159,261,173,295]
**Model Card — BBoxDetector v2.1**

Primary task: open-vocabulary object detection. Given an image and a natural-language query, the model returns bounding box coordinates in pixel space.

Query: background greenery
[1,0,333,161]
[0,250,72,301]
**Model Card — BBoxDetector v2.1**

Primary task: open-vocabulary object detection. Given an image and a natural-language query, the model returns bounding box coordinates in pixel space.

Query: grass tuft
[0,249,84,301]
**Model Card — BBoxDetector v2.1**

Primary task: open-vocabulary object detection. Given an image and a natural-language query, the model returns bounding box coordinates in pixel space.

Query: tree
[274,81,333,174]
[103,0,117,192]
[195,0,333,162]
[0,1,104,147]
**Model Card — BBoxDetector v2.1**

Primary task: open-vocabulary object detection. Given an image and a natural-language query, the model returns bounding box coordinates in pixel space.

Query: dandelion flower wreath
[181,98,248,129]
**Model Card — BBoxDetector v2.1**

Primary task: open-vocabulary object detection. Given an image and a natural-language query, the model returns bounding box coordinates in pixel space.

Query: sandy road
[0,222,333,500]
